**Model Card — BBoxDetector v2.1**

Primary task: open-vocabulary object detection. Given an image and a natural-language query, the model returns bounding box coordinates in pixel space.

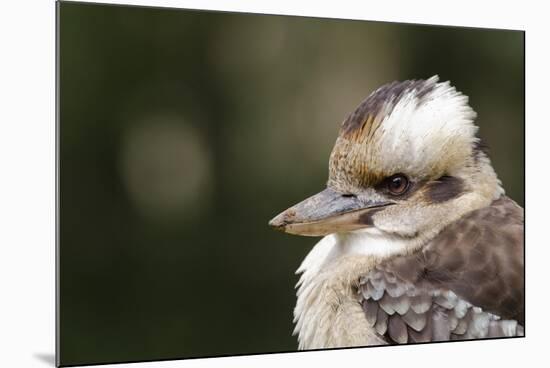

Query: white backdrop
[0,1,547,367]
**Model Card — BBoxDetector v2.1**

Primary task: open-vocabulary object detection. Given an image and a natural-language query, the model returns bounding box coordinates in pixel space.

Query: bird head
[269,76,504,242]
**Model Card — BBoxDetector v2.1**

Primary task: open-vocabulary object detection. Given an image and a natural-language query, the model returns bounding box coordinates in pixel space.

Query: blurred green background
[58,1,524,366]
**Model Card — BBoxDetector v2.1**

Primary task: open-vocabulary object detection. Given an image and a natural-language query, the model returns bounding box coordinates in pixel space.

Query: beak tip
[268,212,289,232]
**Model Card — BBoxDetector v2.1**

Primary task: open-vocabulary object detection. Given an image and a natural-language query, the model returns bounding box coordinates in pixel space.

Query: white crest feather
[374,75,478,179]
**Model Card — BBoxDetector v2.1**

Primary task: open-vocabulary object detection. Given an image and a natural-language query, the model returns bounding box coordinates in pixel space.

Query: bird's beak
[268,188,393,237]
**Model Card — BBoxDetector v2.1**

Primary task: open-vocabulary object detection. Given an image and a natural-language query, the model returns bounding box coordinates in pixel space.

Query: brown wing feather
[358,196,524,344]
[422,195,524,323]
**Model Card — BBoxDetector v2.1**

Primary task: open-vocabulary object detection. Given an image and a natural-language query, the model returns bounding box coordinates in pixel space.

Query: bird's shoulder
[357,195,524,344]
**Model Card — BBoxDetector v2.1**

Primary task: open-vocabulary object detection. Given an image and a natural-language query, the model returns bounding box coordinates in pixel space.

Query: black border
[55,1,526,367]
[55,1,61,367]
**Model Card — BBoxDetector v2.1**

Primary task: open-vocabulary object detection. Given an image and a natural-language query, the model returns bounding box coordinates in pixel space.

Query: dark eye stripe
[425,176,465,203]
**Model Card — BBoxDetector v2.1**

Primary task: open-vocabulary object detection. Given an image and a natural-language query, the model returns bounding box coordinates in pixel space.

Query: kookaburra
[269,76,524,349]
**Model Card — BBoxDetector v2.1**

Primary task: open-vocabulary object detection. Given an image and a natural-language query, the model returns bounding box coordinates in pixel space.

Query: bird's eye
[386,174,409,195]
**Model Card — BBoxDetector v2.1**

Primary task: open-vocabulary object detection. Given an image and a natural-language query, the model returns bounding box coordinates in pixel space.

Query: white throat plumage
[295,228,413,291]
[293,229,416,348]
